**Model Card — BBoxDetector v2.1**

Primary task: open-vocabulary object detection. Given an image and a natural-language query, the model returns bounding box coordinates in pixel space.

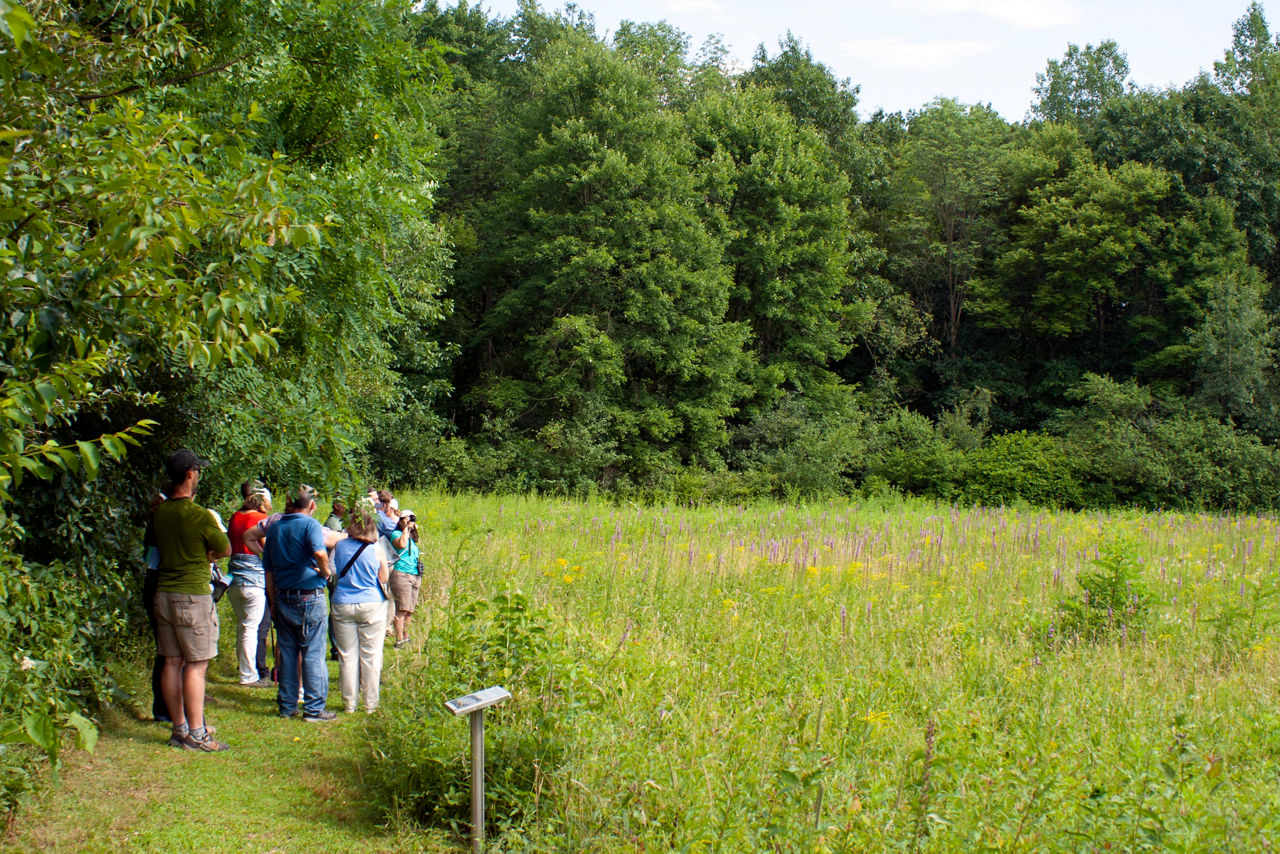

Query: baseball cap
[165,449,211,483]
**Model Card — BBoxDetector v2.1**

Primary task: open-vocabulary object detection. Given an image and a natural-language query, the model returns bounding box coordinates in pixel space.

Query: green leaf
[76,441,100,479]
[1,3,36,47]
[65,712,98,753]
[23,709,56,752]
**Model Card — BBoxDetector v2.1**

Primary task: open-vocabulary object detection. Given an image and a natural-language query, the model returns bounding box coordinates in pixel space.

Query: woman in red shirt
[226,483,272,686]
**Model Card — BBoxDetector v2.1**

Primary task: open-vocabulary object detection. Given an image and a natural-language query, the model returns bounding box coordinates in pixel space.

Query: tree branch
[76,53,252,102]
[5,212,38,243]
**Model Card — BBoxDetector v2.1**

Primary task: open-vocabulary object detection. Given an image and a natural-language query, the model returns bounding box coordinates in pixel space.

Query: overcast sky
[473,0,1265,120]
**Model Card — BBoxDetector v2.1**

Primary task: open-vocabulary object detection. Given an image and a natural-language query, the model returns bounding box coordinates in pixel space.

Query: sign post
[445,686,512,854]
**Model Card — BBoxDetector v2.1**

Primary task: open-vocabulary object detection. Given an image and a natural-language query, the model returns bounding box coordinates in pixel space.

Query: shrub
[0,515,129,816]
[864,409,966,500]
[366,590,594,840]
[730,396,867,499]
[1050,542,1153,644]
[1052,373,1280,511]
[958,432,1083,508]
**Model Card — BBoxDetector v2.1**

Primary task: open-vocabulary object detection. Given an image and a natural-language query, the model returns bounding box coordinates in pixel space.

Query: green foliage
[1052,373,1280,510]
[730,393,867,499]
[959,432,1083,508]
[743,32,860,151]
[886,99,1015,351]
[0,0,453,814]
[367,590,592,839]
[689,87,874,414]
[1202,572,1280,666]
[0,515,127,811]
[1031,40,1131,124]
[1051,542,1153,643]
[444,29,751,482]
[867,422,1084,509]
[1190,268,1279,435]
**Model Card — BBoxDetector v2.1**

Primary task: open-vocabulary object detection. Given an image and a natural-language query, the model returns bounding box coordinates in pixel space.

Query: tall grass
[371,492,1280,851]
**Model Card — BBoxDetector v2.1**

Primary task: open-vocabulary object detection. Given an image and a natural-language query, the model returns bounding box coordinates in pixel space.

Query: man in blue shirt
[263,485,336,722]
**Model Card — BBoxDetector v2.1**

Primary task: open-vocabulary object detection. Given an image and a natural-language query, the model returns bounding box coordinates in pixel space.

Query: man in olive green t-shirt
[152,449,231,752]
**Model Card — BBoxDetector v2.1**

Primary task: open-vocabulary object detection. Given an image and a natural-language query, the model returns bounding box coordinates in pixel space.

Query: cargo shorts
[154,592,220,662]
[389,570,421,615]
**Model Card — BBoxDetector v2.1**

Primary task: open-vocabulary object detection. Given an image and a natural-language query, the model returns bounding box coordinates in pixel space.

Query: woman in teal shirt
[388,511,421,650]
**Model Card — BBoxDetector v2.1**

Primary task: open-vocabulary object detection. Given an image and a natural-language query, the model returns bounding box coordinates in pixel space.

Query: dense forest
[3,0,1280,809]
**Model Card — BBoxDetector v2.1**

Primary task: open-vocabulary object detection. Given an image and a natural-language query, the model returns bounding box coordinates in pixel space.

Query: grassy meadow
[376,491,1280,852]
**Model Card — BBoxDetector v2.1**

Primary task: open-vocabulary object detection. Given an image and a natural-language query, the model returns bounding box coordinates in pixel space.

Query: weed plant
[369,492,1280,851]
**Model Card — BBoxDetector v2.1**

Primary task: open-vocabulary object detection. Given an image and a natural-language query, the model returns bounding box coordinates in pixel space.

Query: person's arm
[392,527,408,549]
[206,518,232,562]
[265,568,275,607]
[310,519,330,581]
[377,554,390,586]
[323,527,347,549]
[314,549,331,581]
[244,522,267,556]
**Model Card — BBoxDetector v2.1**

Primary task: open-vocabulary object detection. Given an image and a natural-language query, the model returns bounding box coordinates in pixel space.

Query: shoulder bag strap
[337,542,371,582]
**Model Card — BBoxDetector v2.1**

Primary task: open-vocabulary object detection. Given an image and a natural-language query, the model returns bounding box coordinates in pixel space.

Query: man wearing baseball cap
[152,449,232,751]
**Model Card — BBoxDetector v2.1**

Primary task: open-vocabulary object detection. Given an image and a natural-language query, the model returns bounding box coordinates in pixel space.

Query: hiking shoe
[303,710,338,723]
[242,679,274,688]
[393,638,410,650]
[168,732,229,751]
[184,732,230,752]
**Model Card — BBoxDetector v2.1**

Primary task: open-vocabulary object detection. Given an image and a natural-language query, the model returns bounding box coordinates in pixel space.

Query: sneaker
[241,679,274,688]
[302,710,338,723]
[393,638,410,650]
[183,732,230,752]
[167,731,190,749]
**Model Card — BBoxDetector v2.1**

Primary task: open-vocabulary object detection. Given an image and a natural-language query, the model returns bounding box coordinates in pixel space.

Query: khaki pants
[331,601,387,713]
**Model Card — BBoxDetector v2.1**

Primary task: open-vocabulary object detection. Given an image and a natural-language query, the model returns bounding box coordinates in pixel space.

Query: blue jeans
[274,591,329,716]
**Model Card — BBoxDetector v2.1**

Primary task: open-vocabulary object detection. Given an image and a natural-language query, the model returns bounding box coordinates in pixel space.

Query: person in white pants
[329,499,391,713]
[225,486,273,686]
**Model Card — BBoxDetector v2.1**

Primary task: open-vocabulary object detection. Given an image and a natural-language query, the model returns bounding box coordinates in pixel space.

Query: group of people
[143,449,425,752]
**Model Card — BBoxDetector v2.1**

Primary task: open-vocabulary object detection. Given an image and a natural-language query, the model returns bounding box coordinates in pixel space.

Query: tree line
[411,1,1280,510]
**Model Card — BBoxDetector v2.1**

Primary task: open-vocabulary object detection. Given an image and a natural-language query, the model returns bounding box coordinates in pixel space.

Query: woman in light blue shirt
[329,499,390,714]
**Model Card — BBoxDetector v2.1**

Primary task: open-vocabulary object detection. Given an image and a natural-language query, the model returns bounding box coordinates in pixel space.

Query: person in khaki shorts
[152,449,232,752]
[387,510,421,650]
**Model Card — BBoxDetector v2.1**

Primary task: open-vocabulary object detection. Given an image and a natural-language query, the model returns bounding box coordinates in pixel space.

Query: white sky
[473,0,1264,120]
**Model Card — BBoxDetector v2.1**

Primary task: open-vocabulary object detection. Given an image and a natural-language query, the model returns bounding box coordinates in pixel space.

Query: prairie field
[372,492,1280,852]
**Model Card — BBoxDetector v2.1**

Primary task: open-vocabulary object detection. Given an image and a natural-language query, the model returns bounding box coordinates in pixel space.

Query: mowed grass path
[8,625,457,851]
